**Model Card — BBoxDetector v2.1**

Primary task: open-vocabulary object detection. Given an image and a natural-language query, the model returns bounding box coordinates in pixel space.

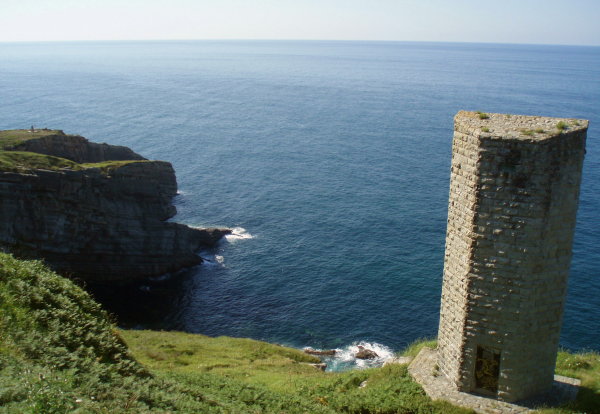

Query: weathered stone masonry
[437,111,587,402]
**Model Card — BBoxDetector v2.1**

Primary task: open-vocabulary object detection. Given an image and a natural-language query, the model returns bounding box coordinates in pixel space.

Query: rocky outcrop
[355,346,378,359]
[0,131,230,283]
[6,130,146,163]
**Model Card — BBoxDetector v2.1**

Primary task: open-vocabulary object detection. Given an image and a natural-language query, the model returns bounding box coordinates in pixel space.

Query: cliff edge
[0,129,230,282]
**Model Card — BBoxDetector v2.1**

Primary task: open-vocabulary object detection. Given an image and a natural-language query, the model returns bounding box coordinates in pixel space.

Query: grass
[0,151,149,177]
[120,330,322,391]
[122,330,472,414]
[0,129,147,175]
[536,350,600,413]
[481,127,490,133]
[0,252,222,413]
[0,252,473,413]
[0,130,75,172]
[475,111,489,120]
[556,121,568,131]
[0,151,82,172]
[81,159,150,173]
[0,129,63,150]
[0,150,146,174]
[399,337,438,358]
[1,253,598,413]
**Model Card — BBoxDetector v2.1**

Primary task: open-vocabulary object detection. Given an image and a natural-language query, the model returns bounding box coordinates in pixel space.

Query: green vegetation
[0,129,62,150]
[481,127,490,133]
[81,159,149,173]
[556,121,568,131]
[0,150,145,174]
[475,111,489,120]
[537,351,600,413]
[399,338,438,358]
[1,253,598,413]
[0,252,219,413]
[0,151,82,172]
[0,129,82,173]
[0,253,472,413]
[123,330,472,414]
[535,128,545,134]
[0,128,148,174]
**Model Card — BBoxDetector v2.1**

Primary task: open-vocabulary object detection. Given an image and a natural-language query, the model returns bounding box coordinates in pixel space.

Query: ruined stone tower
[437,111,587,402]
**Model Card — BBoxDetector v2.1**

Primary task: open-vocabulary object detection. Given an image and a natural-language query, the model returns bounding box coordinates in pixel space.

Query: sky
[0,0,599,46]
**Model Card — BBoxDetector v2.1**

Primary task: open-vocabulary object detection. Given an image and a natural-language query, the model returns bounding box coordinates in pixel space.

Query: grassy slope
[542,351,600,413]
[0,129,146,173]
[121,330,471,414]
[0,129,62,149]
[0,253,598,413]
[0,253,471,413]
[400,338,438,358]
[80,159,151,173]
[0,253,227,413]
[0,149,144,173]
[0,151,83,172]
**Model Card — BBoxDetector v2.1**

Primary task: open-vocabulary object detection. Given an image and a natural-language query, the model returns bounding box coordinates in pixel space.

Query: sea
[1,40,598,370]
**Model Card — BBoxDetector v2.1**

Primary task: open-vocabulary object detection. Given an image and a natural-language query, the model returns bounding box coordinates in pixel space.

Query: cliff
[2,129,146,163]
[0,129,229,282]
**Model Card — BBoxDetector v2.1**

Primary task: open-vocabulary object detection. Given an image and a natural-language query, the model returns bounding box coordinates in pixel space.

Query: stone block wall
[437,111,587,402]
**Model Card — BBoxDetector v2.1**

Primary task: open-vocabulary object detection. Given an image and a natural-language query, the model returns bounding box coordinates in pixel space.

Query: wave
[224,227,254,242]
[305,341,394,372]
[200,253,222,267]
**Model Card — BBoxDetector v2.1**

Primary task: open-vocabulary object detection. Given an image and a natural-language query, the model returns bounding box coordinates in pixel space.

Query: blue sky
[1,0,599,45]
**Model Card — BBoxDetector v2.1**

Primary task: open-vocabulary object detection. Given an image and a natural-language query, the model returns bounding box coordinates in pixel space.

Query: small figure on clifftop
[30,125,34,133]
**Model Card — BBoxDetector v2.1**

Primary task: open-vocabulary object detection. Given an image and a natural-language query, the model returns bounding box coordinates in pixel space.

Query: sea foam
[224,227,254,242]
[306,341,395,372]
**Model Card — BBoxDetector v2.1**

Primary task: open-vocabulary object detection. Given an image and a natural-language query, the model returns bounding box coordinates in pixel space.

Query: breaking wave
[305,341,395,372]
[224,227,253,242]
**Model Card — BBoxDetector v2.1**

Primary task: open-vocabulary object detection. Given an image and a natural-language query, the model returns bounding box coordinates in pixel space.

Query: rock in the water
[355,346,379,359]
[0,130,230,283]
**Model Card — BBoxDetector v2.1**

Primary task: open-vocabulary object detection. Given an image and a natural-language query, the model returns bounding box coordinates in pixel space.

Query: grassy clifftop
[0,129,63,149]
[0,129,146,173]
[1,253,598,413]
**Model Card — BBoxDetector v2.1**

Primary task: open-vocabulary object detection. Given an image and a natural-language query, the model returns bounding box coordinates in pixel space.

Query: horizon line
[0,38,599,48]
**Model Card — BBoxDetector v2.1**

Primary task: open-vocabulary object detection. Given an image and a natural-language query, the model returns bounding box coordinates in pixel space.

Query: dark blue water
[1,41,598,357]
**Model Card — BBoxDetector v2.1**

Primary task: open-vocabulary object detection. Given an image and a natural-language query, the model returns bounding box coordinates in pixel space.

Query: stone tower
[437,111,587,402]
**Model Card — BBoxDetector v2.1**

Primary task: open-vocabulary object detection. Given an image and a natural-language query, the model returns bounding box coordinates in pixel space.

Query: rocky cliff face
[0,130,229,283]
[6,131,146,163]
